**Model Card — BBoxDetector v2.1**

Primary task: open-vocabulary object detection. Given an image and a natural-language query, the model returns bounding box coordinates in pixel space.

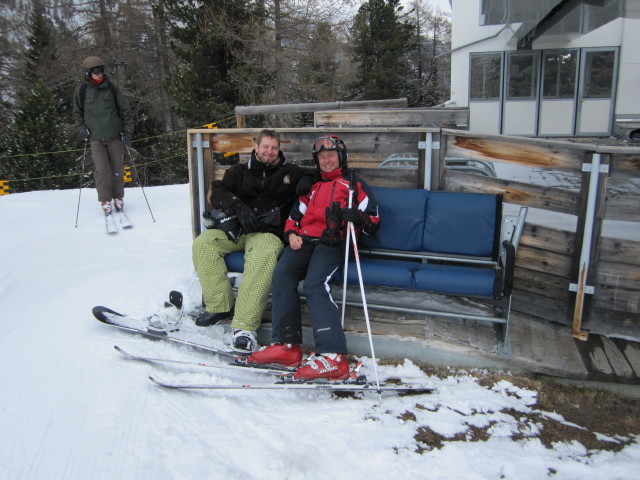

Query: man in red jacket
[247,135,380,380]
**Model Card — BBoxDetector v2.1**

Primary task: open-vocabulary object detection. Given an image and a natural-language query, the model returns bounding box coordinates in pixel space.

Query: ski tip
[92,305,125,318]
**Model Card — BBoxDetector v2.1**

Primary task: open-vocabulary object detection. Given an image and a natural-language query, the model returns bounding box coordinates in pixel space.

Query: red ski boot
[293,353,350,381]
[246,343,303,368]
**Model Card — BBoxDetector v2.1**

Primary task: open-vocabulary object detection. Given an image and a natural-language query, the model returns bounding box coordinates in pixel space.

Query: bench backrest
[361,186,502,259]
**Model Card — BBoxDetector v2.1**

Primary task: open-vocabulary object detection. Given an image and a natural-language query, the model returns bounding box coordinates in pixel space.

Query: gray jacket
[73,76,133,142]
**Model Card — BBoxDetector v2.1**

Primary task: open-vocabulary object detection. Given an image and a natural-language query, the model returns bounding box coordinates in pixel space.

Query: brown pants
[91,139,125,202]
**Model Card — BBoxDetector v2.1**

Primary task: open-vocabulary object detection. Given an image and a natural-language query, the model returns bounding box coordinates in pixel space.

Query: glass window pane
[543,50,577,98]
[470,53,502,100]
[507,53,539,99]
[583,50,614,98]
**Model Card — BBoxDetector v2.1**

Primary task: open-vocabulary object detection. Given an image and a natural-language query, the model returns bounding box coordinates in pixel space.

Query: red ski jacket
[284,168,380,243]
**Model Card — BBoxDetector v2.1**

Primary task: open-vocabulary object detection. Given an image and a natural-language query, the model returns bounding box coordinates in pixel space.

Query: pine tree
[350,0,414,100]
[297,21,342,102]
[0,3,75,193]
[0,79,75,192]
[160,0,254,127]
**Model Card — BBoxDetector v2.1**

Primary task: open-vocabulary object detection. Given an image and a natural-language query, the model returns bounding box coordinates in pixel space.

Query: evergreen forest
[0,0,451,192]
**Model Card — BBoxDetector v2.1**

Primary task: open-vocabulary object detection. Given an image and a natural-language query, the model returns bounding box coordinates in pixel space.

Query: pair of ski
[105,210,133,235]
[93,293,435,395]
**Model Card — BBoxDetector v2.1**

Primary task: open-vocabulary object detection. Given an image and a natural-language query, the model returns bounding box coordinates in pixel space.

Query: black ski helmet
[202,209,241,242]
[312,135,348,169]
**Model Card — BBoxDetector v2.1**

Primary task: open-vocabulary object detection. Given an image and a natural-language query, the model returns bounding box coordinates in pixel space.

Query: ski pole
[74,138,88,228]
[126,145,156,222]
[340,187,352,328]
[344,173,382,399]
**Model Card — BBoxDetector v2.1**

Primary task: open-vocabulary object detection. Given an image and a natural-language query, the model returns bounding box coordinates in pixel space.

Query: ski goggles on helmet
[312,136,344,155]
[90,66,104,75]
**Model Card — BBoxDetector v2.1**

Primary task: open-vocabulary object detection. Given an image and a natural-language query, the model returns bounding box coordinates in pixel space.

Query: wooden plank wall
[439,130,640,341]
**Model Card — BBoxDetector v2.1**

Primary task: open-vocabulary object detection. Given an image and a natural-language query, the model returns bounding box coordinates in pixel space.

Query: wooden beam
[235,98,408,116]
[443,170,580,215]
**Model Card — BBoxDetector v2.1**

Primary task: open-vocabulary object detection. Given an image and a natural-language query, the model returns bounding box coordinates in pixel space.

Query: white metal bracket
[582,163,609,173]
[569,283,595,294]
[192,141,210,148]
[418,141,440,150]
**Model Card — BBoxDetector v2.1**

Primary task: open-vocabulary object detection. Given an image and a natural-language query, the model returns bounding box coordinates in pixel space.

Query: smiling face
[317,149,340,173]
[255,136,280,164]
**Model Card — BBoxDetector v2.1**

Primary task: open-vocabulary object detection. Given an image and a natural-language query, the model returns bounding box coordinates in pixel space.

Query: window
[543,50,577,98]
[583,50,615,98]
[507,52,539,99]
[470,53,502,100]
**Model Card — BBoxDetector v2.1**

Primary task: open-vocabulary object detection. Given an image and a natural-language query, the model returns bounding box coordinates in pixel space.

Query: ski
[149,376,435,394]
[114,345,295,376]
[116,210,133,229]
[93,292,245,361]
[105,212,118,234]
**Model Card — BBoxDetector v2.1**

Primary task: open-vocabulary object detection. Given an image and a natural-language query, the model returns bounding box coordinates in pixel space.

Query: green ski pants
[192,229,284,332]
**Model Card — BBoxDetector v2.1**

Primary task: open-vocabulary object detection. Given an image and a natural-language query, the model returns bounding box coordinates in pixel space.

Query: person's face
[318,150,340,173]
[256,136,280,164]
[90,66,104,82]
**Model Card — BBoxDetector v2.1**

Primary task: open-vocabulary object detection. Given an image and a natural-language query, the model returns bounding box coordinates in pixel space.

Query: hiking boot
[232,329,258,353]
[147,301,183,333]
[101,201,112,215]
[247,343,302,368]
[114,198,124,213]
[293,353,350,381]
[195,307,234,327]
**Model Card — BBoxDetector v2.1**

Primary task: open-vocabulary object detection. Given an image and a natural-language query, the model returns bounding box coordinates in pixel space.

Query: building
[448,0,640,139]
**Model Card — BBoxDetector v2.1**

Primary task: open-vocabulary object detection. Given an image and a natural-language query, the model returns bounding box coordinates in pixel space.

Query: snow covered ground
[1,184,639,480]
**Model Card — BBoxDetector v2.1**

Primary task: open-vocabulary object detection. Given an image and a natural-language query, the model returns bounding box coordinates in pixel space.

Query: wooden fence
[187,127,640,343]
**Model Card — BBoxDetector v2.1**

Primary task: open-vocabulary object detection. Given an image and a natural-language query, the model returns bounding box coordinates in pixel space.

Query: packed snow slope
[1,185,639,480]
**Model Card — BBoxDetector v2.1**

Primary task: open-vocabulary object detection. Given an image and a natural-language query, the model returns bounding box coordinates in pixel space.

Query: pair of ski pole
[74,141,156,227]
[340,173,382,397]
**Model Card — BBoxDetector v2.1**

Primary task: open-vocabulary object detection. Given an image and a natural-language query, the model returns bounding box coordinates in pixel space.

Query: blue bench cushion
[343,259,495,297]
[423,192,498,257]
[343,258,418,289]
[413,263,495,297]
[360,186,427,252]
[224,251,245,272]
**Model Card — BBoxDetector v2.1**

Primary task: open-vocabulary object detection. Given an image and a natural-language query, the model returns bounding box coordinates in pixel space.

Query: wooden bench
[223,186,527,356]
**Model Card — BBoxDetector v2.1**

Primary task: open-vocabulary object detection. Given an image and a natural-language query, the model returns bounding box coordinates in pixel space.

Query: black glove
[342,207,367,228]
[295,173,316,196]
[321,202,342,244]
[80,127,90,140]
[121,132,132,146]
[230,202,261,233]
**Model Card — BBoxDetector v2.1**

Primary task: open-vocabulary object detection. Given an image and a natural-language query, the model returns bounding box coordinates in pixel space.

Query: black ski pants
[270,241,347,354]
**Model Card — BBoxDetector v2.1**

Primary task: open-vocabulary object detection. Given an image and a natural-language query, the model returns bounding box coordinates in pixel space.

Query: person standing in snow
[247,135,380,381]
[73,56,133,216]
[191,129,316,352]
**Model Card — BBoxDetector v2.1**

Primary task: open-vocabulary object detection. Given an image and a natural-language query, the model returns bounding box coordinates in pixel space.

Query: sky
[0,183,638,479]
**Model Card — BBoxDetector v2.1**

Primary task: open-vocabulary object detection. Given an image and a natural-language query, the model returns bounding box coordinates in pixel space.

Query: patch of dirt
[404,364,640,454]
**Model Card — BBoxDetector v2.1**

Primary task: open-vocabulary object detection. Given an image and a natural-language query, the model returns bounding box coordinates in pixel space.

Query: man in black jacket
[192,130,314,352]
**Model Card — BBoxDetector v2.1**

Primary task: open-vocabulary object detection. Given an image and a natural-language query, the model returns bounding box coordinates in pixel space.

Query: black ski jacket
[209,150,313,239]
